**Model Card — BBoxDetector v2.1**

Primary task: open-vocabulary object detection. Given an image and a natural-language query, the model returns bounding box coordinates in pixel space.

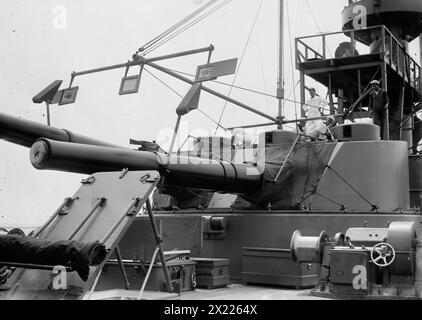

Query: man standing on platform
[301,88,328,139]
[368,80,389,139]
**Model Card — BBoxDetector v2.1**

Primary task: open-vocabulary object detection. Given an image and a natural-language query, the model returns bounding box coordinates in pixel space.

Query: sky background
[0,0,420,229]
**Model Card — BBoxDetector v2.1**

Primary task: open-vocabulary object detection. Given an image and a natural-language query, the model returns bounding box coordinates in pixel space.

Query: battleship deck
[87,284,326,300]
[115,211,421,287]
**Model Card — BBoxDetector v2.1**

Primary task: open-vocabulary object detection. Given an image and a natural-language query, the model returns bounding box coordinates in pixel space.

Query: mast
[277,0,285,129]
[420,35,422,93]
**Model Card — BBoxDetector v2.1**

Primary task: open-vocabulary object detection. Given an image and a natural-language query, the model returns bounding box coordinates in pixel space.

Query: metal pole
[168,115,181,156]
[337,89,345,124]
[420,35,422,92]
[227,113,344,130]
[357,69,362,110]
[273,134,300,183]
[145,199,173,293]
[72,45,214,77]
[146,45,214,63]
[277,0,285,129]
[101,197,140,244]
[33,197,76,238]
[115,246,130,290]
[283,114,343,124]
[68,197,106,241]
[207,45,213,63]
[381,62,389,140]
[146,61,278,123]
[227,122,276,130]
[328,73,334,114]
[398,79,405,140]
[300,72,306,118]
[45,102,51,126]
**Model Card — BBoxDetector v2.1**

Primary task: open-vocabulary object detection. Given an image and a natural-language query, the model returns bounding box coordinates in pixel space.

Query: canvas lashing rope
[326,164,378,211]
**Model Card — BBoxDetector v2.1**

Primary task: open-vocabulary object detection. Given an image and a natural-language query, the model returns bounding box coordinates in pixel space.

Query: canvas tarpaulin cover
[0,235,106,281]
[246,141,337,209]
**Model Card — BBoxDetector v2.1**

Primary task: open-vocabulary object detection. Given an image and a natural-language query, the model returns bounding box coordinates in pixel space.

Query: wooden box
[191,258,230,289]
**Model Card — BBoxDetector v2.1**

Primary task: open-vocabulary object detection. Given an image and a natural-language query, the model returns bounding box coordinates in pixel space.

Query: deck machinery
[0,0,422,299]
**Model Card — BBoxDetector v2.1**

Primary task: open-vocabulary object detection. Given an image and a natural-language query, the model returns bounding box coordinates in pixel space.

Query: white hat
[370,80,380,85]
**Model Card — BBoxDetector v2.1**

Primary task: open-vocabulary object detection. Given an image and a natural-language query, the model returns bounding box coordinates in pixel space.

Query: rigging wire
[137,0,219,54]
[161,66,335,114]
[314,192,345,208]
[304,0,322,33]
[144,67,227,130]
[293,0,303,36]
[143,0,232,56]
[286,80,300,99]
[304,0,333,59]
[144,67,184,98]
[214,0,265,135]
[198,109,227,130]
[147,0,232,53]
[177,135,198,153]
[326,164,378,210]
[165,67,280,98]
[344,66,380,120]
[254,19,271,117]
[286,0,299,132]
[144,2,229,55]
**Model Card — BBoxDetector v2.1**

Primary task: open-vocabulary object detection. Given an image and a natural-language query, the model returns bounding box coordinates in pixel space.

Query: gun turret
[10,112,405,212]
[0,112,333,209]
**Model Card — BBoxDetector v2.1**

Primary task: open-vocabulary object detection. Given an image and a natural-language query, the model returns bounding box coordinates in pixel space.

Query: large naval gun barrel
[30,138,262,195]
[0,111,261,195]
[0,111,119,148]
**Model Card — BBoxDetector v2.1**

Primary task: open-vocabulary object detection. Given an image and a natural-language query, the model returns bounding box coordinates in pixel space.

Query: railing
[295,25,421,91]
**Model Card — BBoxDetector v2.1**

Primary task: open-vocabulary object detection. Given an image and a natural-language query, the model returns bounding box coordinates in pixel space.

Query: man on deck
[302,88,329,139]
[368,80,389,139]
[303,88,328,117]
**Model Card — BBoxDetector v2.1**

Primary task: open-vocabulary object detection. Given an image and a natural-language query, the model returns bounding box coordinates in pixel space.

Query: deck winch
[290,221,422,299]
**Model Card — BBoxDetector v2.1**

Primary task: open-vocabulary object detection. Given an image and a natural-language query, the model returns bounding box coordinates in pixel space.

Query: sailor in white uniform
[302,88,328,139]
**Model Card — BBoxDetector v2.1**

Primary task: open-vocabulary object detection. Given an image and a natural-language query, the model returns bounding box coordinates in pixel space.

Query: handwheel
[370,243,395,267]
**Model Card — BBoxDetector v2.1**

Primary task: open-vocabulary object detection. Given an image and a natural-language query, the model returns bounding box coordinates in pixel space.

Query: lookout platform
[295,25,421,141]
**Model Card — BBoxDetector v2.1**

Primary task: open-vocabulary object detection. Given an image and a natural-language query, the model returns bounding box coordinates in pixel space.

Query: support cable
[144,67,227,131]
[304,0,333,58]
[164,67,335,114]
[143,0,232,56]
[344,66,381,119]
[144,67,184,98]
[326,165,378,210]
[137,247,160,300]
[286,0,299,133]
[314,192,346,209]
[214,0,264,135]
[137,0,219,54]
[176,135,198,153]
